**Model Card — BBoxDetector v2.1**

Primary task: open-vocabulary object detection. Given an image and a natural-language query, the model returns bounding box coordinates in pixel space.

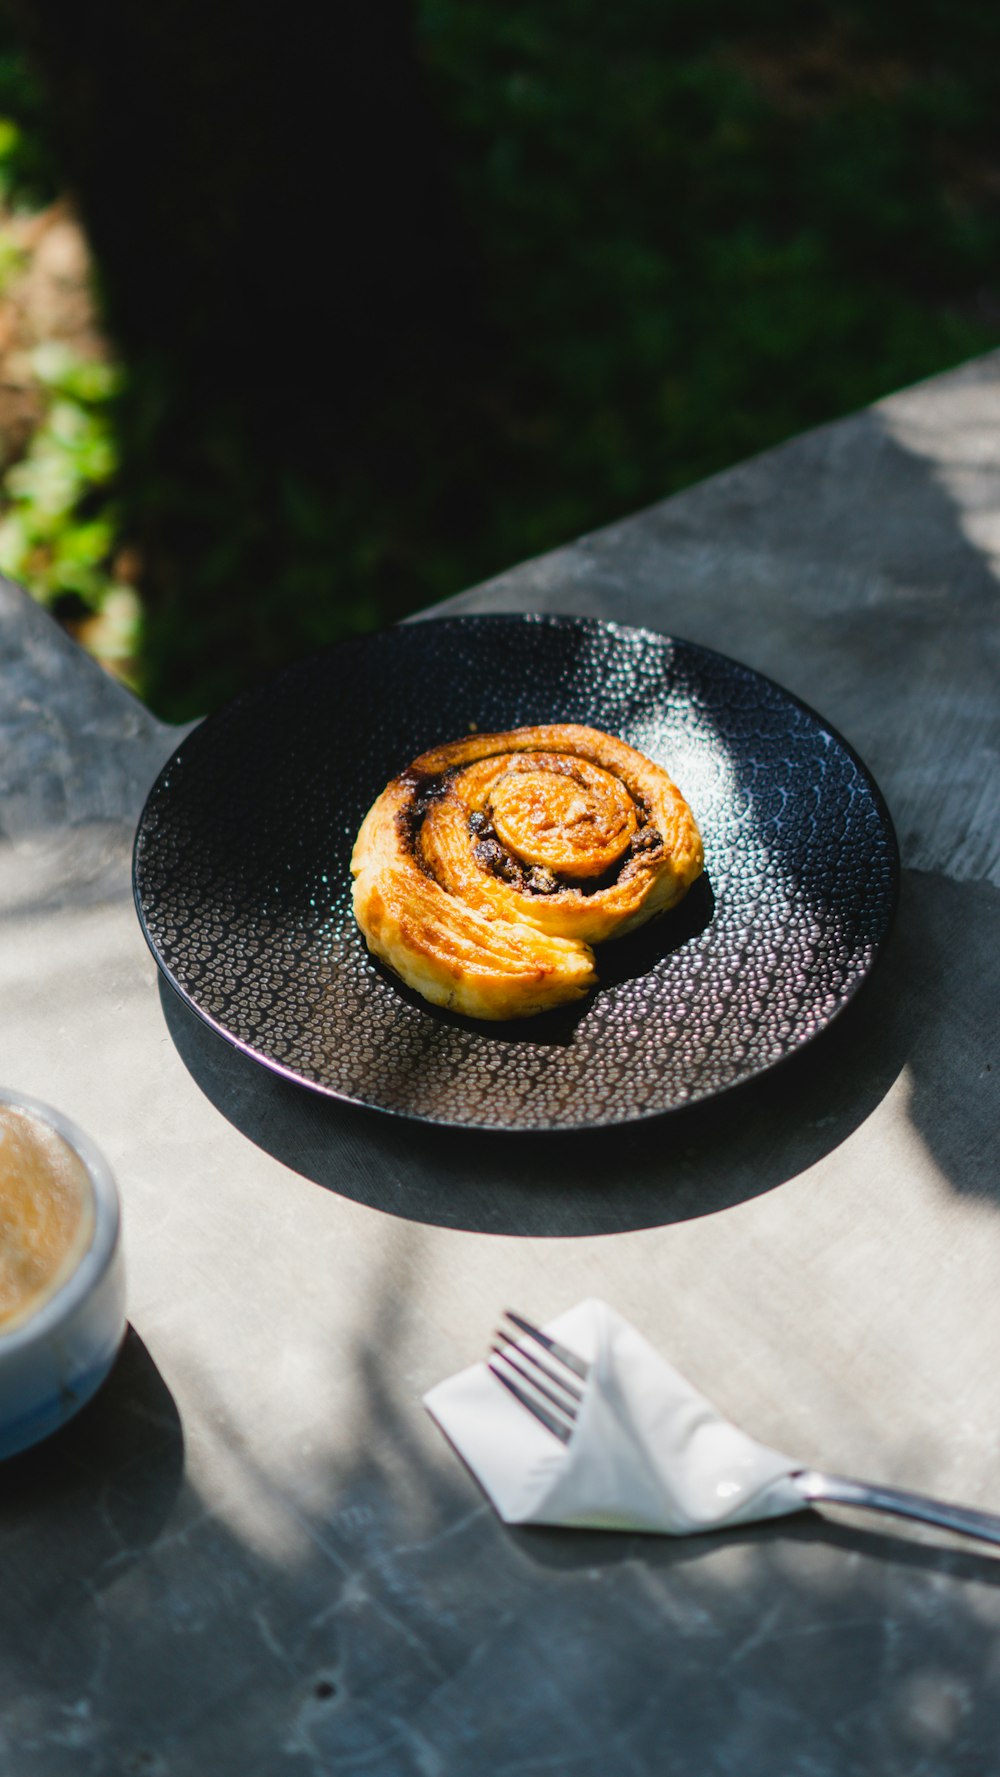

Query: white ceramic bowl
[0,1089,126,1460]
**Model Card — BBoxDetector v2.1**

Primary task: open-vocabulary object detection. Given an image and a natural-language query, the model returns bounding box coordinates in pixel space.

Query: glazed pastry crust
[351,723,703,1020]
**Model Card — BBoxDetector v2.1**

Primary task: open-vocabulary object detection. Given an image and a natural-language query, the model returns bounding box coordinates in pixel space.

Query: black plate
[133,615,898,1131]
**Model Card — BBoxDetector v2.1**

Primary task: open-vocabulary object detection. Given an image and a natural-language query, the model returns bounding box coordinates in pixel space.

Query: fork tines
[487,1310,590,1445]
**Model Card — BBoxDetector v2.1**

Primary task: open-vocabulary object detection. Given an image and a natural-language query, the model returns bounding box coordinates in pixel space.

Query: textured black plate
[133,615,898,1131]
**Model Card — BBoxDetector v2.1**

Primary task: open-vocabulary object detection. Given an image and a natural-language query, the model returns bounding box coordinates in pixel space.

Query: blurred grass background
[0,1,996,719]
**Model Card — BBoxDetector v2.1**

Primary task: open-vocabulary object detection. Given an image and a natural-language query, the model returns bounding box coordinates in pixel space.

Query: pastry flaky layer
[351,723,704,1021]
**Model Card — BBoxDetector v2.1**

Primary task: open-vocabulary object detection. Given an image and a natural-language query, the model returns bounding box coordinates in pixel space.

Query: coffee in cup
[0,1091,125,1459]
[0,1104,96,1330]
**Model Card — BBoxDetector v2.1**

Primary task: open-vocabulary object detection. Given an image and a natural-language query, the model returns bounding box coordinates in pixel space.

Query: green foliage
[0,46,139,676]
[0,4,998,717]
[0,342,142,676]
[0,58,60,209]
[413,0,1000,505]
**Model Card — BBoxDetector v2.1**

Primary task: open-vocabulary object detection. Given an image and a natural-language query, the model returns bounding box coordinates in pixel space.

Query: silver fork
[489,1311,1000,1549]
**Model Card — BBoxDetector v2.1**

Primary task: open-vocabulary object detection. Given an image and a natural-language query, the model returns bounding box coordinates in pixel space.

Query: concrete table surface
[1,352,999,1775]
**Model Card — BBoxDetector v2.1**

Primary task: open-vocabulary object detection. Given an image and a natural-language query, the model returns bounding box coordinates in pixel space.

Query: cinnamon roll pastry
[351,723,703,1020]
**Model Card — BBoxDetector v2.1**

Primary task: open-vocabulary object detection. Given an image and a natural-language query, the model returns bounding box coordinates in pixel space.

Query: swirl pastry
[351,723,703,1020]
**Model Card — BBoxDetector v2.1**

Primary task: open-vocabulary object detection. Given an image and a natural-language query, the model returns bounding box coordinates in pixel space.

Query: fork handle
[793,1469,1000,1548]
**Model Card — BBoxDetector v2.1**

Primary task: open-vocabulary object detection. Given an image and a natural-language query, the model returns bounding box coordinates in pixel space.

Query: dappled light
[2,398,999,1764]
[0,7,997,1770]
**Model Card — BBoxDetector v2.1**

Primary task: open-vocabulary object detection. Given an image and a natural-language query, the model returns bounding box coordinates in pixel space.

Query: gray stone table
[2,352,999,1775]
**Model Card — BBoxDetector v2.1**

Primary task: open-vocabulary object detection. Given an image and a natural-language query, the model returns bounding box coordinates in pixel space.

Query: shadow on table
[5,1302,997,1774]
[2,1180,995,1773]
[157,873,921,1237]
[507,1503,1000,1586]
[0,1325,185,1597]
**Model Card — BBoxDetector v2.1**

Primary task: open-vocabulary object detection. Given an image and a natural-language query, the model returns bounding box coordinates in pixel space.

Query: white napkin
[424,1299,804,1534]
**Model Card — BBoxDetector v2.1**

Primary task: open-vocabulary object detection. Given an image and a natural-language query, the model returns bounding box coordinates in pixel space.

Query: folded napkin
[424,1299,804,1534]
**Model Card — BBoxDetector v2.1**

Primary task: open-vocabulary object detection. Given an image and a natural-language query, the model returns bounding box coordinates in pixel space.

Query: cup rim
[0,1088,120,1355]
